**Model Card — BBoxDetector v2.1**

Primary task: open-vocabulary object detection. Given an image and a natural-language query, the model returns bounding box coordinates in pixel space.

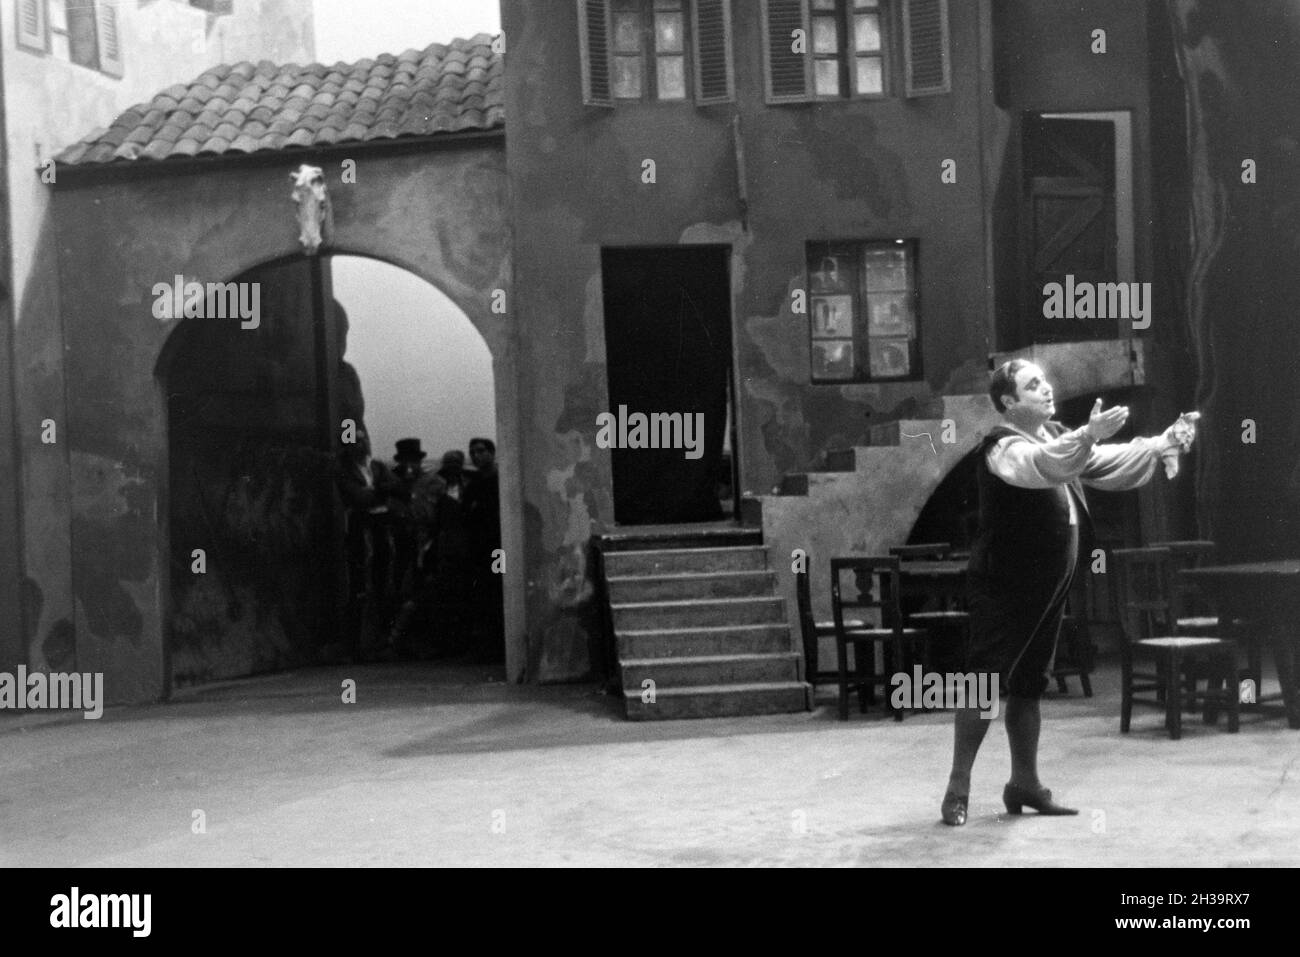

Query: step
[617,624,794,659]
[611,596,786,631]
[606,570,775,603]
[603,546,769,577]
[599,525,762,552]
[624,682,810,720]
[621,652,802,689]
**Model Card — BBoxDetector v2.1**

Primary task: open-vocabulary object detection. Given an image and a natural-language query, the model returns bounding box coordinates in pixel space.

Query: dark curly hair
[989,359,1032,414]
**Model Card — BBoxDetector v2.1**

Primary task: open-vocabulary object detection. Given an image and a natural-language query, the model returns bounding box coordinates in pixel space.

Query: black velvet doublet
[965,423,1086,699]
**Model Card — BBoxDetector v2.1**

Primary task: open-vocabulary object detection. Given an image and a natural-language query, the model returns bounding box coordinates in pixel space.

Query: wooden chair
[1113,547,1239,739]
[1052,594,1095,697]
[795,558,867,691]
[895,548,970,677]
[889,542,952,561]
[830,557,930,721]
[1151,539,1263,695]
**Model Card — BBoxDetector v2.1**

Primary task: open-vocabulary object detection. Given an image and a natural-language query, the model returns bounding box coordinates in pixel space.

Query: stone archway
[55,144,515,704]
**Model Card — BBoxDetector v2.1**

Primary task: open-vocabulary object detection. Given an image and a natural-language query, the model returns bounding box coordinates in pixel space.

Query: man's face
[1006,363,1055,421]
[470,444,494,470]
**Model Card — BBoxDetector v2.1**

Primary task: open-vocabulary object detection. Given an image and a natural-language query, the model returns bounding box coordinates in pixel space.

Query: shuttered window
[581,0,733,105]
[902,0,949,97]
[692,0,733,103]
[578,0,615,106]
[764,0,948,103]
[17,0,48,52]
[95,0,123,77]
[762,0,810,103]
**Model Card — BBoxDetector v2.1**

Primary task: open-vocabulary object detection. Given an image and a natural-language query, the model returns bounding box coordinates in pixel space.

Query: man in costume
[941,359,1198,825]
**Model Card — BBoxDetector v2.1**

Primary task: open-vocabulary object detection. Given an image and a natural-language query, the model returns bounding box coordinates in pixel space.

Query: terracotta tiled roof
[56,34,503,167]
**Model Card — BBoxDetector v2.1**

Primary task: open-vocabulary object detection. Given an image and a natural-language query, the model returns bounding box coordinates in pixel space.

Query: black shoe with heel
[941,790,968,826]
[1002,782,1077,816]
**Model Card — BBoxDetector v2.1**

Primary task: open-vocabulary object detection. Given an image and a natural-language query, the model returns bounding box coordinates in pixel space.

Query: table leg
[1269,623,1300,729]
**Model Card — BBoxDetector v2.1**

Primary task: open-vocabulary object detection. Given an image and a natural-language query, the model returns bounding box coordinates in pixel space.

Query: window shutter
[902,0,950,97]
[762,0,811,104]
[67,0,99,68]
[94,0,124,77]
[693,0,734,104]
[16,0,47,52]
[577,0,614,107]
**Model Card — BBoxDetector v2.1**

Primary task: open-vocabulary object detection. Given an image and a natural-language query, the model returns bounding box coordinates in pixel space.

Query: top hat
[394,438,426,461]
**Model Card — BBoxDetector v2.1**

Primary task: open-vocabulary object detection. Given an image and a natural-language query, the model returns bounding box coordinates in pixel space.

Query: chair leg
[1203,663,1220,726]
[1081,671,1093,698]
[855,644,870,714]
[836,638,850,721]
[1167,650,1183,740]
[1225,653,1241,734]
[892,637,904,721]
[1120,652,1133,733]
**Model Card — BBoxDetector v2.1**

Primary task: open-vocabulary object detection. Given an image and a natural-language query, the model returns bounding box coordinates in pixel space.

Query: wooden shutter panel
[763,0,811,104]
[16,0,47,52]
[67,0,99,68]
[903,0,950,97]
[577,0,614,107]
[95,0,124,77]
[693,0,734,104]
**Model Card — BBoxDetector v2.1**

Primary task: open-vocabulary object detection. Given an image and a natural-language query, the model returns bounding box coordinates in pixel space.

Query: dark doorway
[601,246,735,525]
[1021,114,1117,344]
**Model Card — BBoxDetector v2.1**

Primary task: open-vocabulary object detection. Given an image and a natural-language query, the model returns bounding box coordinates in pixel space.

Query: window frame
[583,0,733,106]
[807,0,891,101]
[609,0,693,102]
[806,239,923,385]
[764,0,949,104]
[16,0,49,54]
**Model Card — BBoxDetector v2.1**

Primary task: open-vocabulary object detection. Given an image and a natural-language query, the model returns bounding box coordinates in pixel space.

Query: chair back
[830,556,902,636]
[888,542,951,561]
[1112,547,1177,642]
[1149,540,1217,614]
[795,560,819,674]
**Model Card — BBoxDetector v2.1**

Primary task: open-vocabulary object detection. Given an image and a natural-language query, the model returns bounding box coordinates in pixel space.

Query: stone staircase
[598,526,809,720]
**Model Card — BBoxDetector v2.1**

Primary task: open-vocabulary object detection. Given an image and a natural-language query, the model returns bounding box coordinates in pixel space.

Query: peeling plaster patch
[546,543,594,610]
[70,453,154,644]
[546,454,594,549]
[582,273,605,364]
[743,272,808,382]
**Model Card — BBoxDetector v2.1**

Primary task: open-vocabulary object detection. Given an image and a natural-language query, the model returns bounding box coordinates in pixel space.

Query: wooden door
[1021,116,1118,344]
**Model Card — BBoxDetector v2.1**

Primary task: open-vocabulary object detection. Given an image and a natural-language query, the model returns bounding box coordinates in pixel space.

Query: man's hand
[1085,397,1129,442]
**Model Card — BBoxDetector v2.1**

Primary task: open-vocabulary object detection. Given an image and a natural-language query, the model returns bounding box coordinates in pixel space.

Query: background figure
[465,437,503,662]
[438,449,471,502]
[334,428,399,659]
[387,438,447,656]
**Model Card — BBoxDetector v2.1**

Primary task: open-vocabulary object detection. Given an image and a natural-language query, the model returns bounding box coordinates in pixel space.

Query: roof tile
[55,33,504,167]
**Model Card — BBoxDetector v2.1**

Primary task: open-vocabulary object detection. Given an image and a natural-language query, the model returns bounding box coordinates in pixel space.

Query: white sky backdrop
[317,1,502,465]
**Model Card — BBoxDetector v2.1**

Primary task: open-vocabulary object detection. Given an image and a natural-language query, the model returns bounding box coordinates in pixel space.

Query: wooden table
[1181,560,1300,728]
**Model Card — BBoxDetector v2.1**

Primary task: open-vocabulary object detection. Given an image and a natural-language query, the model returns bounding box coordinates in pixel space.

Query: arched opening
[158,252,504,687]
